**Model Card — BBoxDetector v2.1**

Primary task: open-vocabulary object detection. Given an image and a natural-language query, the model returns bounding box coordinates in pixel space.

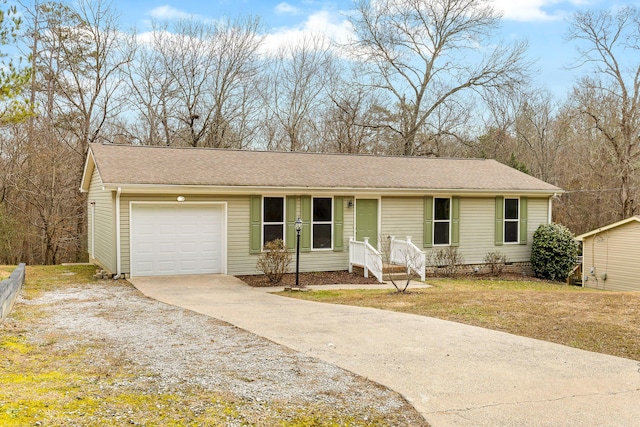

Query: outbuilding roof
[576,216,640,241]
[81,143,562,195]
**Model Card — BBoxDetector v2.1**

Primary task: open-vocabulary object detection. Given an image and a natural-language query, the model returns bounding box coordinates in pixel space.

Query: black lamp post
[295,217,302,288]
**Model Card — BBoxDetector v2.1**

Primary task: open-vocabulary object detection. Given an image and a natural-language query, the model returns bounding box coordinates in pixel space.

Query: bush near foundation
[484,251,508,275]
[531,223,578,281]
[256,239,292,284]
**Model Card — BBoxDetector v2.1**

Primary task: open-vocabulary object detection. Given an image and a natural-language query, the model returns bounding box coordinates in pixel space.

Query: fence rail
[0,263,26,322]
[389,236,426,281]
[348,238,383,282]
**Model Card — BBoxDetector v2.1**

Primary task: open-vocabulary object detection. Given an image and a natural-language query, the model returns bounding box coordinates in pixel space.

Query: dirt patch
[237,270,380,287]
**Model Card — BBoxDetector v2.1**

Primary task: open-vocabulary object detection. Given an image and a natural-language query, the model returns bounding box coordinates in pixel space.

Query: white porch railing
[348,237,383,282]
[389,236,426,281]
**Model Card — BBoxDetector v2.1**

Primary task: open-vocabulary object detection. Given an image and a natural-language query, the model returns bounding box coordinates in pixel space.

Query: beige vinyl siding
[115,193,550,276]
[285,195,354,274]
[458,197,549,264]
[119,194,354,276]
[87,168,116,273]
[381,197,424,247]
[119,195,251,276]
[582,221,640,291]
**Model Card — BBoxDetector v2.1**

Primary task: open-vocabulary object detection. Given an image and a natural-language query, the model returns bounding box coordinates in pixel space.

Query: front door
[356,199,378,248]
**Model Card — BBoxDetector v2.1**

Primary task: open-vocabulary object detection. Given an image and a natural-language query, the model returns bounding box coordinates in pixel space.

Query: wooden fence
[0,263,26,321]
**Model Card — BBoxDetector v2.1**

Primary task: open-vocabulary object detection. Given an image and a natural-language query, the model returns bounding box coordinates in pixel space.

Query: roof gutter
[98,183,563,198]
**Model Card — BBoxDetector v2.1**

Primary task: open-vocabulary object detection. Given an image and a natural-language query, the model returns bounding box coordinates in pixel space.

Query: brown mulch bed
[237,270,552,288]
[236,270,381,287]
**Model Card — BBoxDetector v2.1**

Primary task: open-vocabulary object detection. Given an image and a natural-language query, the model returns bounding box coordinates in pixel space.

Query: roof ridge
[92,142,490,162]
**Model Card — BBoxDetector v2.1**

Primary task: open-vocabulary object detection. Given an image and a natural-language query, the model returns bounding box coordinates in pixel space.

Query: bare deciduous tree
[0,124,83,264]
[349,0,530,156]
[126,16,263,148]
[27,0,132,154]
[568,6,640,219]
[260,34,333,151]
[514,90,566,183]
[379,236,425,293]
[321,66,387,154]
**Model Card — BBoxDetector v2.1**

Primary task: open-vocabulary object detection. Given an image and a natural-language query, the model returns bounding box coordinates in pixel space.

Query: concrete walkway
[130,275,640,427]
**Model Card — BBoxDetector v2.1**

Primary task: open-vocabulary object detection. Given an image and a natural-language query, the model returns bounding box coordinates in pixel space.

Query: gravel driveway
[10,279,426,426]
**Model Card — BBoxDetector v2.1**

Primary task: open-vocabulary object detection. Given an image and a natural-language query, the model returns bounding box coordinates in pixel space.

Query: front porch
[348,236,426,283]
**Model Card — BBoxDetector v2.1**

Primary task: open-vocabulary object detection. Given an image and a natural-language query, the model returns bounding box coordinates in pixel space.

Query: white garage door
[130,204,225,277]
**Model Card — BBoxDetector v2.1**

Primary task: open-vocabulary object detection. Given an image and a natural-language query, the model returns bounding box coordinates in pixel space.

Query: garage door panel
[136,242,153,254]
[131,204,225,277]
[180,242,197,253]
[159,242,176,253]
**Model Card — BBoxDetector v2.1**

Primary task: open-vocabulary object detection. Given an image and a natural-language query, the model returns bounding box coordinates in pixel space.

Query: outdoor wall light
[347,200,354,208]
[177,196,186,202]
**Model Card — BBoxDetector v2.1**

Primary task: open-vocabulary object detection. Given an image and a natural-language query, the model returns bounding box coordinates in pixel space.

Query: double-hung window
[263,196,284,245]
[504,198,519,243]
[312,197,332,249]
[433,197,451,245]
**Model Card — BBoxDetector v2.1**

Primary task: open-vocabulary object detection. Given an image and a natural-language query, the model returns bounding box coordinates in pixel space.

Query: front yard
[0,265,426,427]
[280,278,640,361]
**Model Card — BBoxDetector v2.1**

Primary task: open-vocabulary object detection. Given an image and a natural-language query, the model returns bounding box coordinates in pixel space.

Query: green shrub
[530,223,578,281]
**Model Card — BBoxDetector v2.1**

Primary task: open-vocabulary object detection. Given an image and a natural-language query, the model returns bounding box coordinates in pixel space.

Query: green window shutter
[423,196,433,248]
[285,196,297,250]
[300,195,311,252]
[495,196,504,246]
[519,197,528,245]
[249,195,262,254]
[333,197,344,252]
[451,196,460,247]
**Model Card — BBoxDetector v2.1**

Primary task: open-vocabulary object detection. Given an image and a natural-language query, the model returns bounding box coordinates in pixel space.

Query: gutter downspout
[548,193,557,224]
[114,187,122,279]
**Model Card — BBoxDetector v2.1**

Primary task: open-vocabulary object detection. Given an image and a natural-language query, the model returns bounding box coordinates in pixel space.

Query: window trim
[432,197,451,246]
[503,197,520,244]
[262,196,286,247]
[311,196,333,250]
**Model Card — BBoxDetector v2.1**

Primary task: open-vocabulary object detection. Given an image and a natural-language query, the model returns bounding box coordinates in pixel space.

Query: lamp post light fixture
[294,217,302,288]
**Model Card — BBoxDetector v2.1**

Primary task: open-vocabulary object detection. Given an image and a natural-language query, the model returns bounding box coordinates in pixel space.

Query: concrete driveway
[130,274,640,427]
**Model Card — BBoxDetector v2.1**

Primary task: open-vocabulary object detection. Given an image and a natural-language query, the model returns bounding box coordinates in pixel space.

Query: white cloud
[148,5,192,20]
[275,2,302,15]
[490,0,589,22]
[261,9,354,55]
[144,5,221,28]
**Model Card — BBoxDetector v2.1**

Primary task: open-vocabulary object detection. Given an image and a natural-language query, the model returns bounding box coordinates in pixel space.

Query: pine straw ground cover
[0,265,427,427]
[278,277,640,361]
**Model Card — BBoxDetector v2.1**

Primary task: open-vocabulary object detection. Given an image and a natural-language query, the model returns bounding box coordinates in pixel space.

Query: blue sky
[110,0,636,99]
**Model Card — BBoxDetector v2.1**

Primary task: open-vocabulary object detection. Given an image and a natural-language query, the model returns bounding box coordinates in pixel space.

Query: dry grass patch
[1,265,426,426]
[280,278,640,361]
[20,264,98,297]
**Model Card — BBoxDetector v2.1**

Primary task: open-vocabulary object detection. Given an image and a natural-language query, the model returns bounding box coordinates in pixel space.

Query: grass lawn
[279,278,640,361]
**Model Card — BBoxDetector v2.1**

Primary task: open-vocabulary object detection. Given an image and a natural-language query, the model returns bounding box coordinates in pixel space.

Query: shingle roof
[84,143,561,193]
[576,216,640,240]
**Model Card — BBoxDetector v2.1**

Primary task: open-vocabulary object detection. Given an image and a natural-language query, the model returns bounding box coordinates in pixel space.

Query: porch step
[383,263,408,274]
[353,263,411,281]
[384,272,412,281]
